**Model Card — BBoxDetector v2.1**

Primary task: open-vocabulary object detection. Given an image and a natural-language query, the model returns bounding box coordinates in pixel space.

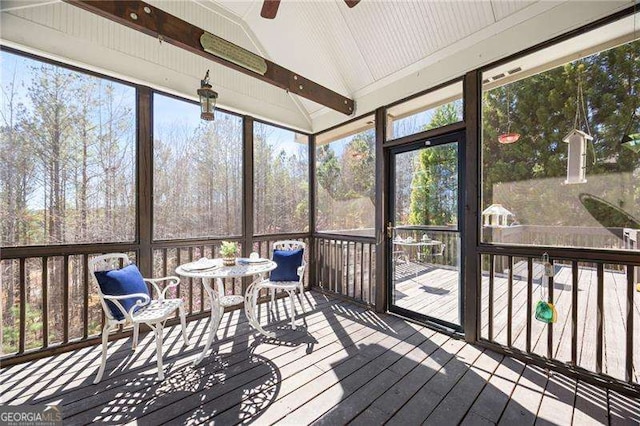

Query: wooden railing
[152,235,310,314]
[1,246,138,361]
[0,234,310,365]
[478,249,639,393]
[393,228,459,267]
[313,235,376,306]
[484,225,632,251]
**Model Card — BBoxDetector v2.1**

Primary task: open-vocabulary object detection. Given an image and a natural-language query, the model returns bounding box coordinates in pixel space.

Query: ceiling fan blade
[344,0,360,8]
[261,0,280,19]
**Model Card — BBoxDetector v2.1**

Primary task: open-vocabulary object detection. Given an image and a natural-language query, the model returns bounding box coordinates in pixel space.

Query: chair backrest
[89,253,132,321]
[273,240,306,252]
[272,240,306,266]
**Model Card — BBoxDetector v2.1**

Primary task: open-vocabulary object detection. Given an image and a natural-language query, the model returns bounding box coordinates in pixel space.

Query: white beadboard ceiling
[0,0,634,132]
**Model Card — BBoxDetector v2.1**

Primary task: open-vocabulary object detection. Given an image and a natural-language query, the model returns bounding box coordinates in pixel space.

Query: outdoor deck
[393,261,640,384]
[393,262,461,325]
[1,290,639,425]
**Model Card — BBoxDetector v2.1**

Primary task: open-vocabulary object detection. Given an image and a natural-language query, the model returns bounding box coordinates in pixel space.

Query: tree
[316,144,341,199]
[408,103,461,226]
[481,40,640,228]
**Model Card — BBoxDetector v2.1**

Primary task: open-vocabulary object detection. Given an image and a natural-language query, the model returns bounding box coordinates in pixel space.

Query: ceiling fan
[260,0,361,19]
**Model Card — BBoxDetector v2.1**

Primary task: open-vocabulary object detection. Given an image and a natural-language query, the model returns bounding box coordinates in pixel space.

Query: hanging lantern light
[197,70,218,121]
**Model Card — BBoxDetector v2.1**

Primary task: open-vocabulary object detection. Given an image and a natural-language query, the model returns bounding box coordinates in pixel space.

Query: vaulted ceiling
[0,0,633,132]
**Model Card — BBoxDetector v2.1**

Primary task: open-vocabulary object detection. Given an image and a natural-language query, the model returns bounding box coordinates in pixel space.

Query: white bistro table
[175,258,277,365]
[393,239,442,262]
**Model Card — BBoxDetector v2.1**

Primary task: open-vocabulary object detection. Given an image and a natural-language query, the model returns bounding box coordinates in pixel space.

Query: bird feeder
[562,129,592,184]
[482,204,514,227]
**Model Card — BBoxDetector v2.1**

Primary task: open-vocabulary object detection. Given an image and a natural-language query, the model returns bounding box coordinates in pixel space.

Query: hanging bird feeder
[498,85,520,144]
[563,71,593,184]
[498,133,520,144]
[563,129,592,184]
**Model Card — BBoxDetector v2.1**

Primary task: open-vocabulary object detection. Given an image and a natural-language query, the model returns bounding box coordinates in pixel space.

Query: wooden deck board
[572,381,609,425]
[497,364,549,426]
[1,290,638,425]
[396,264,636,384]
[464,355,527,424]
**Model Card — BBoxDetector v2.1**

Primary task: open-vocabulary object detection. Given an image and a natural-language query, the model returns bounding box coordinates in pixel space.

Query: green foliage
[220,241,238,257]
[481,40,640,227]
[315,129,376,231]
[3,303,43,353]
[316,144,342,198]
[408,103,461,226]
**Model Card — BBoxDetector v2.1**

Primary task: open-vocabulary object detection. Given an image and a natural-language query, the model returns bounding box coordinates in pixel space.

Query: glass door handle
[387,222,394,238]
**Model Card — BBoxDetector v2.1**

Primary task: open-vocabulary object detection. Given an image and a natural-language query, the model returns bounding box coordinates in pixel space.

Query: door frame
[385,129,466,333]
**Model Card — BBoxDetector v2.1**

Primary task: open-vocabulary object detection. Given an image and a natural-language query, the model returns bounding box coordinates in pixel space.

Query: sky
[1,50,307,168]
[153,92,307,157]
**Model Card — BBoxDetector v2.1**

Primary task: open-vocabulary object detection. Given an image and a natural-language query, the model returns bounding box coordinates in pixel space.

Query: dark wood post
[375,107,387,313]
[242,116,254,258]
[463,70,480,342]
[309,134,317,290]
[137,87,153,277]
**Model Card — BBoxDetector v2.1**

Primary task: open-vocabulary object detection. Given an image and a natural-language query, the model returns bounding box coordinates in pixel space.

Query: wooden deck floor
[1,291,639,425]
[393,261,640,384]
[393,261,460,325]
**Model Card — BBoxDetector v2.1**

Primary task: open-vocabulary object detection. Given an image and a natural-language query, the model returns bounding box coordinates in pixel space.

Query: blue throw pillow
[94,264,149,320]
[270,249,304,282]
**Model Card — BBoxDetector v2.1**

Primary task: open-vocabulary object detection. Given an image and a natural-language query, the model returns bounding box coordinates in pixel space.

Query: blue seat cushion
[94,264,149,320]
[270,248,304,282]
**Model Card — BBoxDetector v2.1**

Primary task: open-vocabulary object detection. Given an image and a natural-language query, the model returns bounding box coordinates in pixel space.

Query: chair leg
[132,323,139,351]
[271,288,275,304]
[298,282,305,313]
[154,325,164,381]
[94,322,111,384]
[179,305,190,346]
[288,290,296,330]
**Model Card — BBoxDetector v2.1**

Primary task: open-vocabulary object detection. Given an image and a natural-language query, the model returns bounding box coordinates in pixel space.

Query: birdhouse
[482,204,514,227]
[562,129,592,184]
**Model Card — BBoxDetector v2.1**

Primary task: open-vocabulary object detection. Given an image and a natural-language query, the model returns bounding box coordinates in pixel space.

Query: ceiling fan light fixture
[260,0,280,19]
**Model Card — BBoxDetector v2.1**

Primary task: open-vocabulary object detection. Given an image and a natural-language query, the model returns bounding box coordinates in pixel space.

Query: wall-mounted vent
[507,67,522,75]
[482,79,490,84]
[491,73,506,81]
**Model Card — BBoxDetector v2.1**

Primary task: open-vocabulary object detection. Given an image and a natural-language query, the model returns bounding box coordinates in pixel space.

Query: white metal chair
[89,253,190,383]
[262,240,306,330]
[432,243,446,259]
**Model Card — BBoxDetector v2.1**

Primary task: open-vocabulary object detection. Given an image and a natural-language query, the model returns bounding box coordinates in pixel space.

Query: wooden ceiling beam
[63,0,355,115]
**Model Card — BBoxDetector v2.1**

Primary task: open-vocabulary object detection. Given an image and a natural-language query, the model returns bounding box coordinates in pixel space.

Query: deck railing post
[626,265,634,383]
